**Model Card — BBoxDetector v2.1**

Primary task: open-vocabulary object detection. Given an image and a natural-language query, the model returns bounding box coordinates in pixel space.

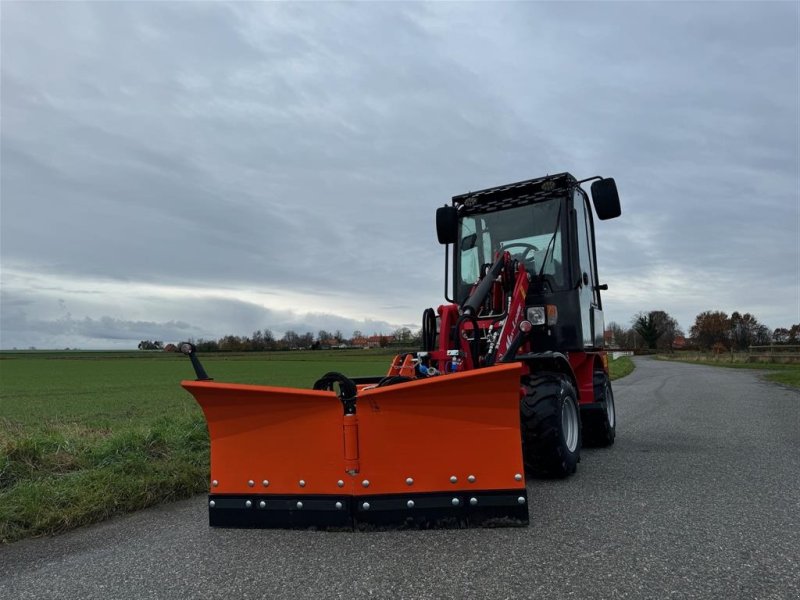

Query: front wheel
[582,372,616,447]
[520,372,581,477]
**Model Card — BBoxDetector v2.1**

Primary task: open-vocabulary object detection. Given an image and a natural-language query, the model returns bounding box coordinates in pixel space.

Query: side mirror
[590,178,621,220]
[436,205,458,244]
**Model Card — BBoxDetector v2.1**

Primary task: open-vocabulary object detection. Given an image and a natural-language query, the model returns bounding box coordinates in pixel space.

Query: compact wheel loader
[180,172,621,529]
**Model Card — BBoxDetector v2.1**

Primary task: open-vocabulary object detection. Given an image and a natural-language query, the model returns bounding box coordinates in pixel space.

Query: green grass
[0,350,393,543]
[656,354,800,389]
[764,370,800,387]
[608,355,635,380]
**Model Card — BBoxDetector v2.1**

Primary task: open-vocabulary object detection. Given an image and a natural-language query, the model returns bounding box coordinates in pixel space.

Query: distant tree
[351,330,363,341]
[606,322,623,347]
[379,334,388,348]
[789,324,800,344]
[393,327,413,345]
[772,328,790,344]
[195,338,219,352]
[690,311,730,350]
[299,332,314,349]
[650,310,682,350]
[137,340,163,350]
[282,330,300,349]
[262,329,276,350]
[219,335,245,352]
[607,321,637,349]
[251,330,265,351]
[754,325,771,346]
[317,330,332,344]
[632,312,663,350]
[334,330,343,343]
[730,312,768,351]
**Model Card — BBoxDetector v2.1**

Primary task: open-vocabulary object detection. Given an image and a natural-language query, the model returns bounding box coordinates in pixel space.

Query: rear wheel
[520,372,581,477]
[582,372,616,447]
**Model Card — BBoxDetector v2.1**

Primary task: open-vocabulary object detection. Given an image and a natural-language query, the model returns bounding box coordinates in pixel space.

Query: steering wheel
[501,243,539,261]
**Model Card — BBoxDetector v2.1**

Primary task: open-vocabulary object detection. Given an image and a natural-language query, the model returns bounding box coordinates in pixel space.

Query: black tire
[582,372,616,447]
[520,372,581,478]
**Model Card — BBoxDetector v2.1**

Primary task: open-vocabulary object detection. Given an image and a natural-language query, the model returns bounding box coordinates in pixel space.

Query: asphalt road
[2,358,798,599]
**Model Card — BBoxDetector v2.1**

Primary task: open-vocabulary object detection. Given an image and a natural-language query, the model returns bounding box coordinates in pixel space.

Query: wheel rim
[605,383,616,428]
[561,396,579,452]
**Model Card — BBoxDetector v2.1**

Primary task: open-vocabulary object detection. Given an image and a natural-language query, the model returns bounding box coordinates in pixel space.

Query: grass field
[608,355,634,380]
[1,350,635,543]
[0,350,392,543]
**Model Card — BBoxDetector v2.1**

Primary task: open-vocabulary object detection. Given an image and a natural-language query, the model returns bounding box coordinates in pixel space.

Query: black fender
[515,351,578,390]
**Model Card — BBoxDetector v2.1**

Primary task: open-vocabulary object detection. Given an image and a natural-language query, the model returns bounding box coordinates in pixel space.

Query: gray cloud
[1,2,797,348]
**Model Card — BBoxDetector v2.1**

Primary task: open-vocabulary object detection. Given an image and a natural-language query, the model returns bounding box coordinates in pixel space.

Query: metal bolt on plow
[335,502,343,510]
[262,480,269,487]
[362,502,370,510]
[337,480,344,488]
[212,480,219,487]
[407,500,415,509]
[296,501,303,509]
[469,497,478,506]
[517,497,526,505]
[452,498,460,506]
[245,500,252,508]
[467,475,476,483]
[362,480,370,488]
[299,479,306,487]
[450,476,458,483]
[259,501,266,509]
[514,473,523,482]
[247,480,254,487]
[209,500,215,508]
[405,477,414,486]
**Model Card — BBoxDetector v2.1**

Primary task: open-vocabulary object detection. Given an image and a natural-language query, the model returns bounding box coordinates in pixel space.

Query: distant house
[352,335,394,349]
[672,336,687,349]
[319,338,339,349]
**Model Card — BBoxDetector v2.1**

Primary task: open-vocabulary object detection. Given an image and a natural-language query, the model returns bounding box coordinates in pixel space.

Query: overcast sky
[1,1,798,349]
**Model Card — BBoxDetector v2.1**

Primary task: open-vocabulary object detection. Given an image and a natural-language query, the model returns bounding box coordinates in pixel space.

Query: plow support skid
[182,362,528,529]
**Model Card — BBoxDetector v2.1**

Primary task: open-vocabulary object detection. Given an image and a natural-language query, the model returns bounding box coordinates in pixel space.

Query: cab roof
[452,172,577,215]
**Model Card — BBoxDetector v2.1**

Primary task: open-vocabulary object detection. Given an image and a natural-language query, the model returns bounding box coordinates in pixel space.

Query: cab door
[572,190,603,348]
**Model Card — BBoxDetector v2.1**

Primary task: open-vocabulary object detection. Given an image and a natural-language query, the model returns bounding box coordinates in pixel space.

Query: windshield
[456,198,566,302]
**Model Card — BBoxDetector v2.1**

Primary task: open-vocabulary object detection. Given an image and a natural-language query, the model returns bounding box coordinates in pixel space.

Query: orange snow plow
[181,351,527,529]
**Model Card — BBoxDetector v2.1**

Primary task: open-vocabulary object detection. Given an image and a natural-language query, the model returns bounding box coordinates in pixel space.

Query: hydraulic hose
[313,372,358,415]
[421,308,437,351]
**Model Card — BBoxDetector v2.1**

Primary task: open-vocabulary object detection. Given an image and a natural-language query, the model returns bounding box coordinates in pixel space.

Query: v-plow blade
[182,362,528,530]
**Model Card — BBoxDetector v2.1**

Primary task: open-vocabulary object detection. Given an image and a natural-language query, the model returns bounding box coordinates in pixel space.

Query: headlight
[527,306,546,325]
[527,305,558,326]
